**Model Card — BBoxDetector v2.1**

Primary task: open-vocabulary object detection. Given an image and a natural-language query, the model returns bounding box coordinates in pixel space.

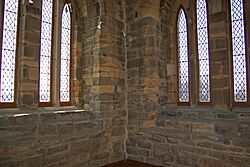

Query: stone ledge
[0,106,87,115]
[0,107,102,143]
[0,108,92,127]
[160,106,250,122]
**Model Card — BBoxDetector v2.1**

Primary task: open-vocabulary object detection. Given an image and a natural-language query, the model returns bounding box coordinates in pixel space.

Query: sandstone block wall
[126,0,250,166]
[0,0,126,166]
[0,109,108,167]
[0,0,249,166]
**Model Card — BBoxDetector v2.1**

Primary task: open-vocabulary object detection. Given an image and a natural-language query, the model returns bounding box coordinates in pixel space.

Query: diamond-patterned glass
[39,0,53,103]
[177,9,190,103]
[60,4,71,102]
[196,0,210,102]
[0,0,19,103]
[230,0,247,102]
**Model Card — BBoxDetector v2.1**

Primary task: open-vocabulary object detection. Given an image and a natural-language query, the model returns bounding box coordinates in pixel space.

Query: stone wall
[0,0,126,166]
[126,0,250,166]
[127,107,250,166]
[126,0,162,129]
[0,0,250,166]
[0,109,107,167]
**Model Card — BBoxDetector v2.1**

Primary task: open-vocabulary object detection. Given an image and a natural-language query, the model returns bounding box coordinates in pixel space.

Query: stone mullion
[209,10,230,108]
[51,0,61,107]
[71,23,83,107]
[18,1,41,108]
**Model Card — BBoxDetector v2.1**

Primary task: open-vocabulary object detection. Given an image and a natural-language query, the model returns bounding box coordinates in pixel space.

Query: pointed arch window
[196,0,211,103]
[0,0,19,106]
[177,8,190,104]
[39,0,53,105]
[60,4,71,104]
[230,0,248,104]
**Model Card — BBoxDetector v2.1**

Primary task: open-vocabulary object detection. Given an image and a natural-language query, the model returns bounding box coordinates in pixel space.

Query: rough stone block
[138,149,150,157]
[137,141,152,149]
[13,114,38,125]
[192,122,214,133]
[29,68,39,81]
[17,155,45,167]
[0,126,37,140]
[214,123,238,135]
[165,119,190,130]
[112,127,126,136]
[87,3,100,18]
[57,123,74,135]
[38,124,57,136]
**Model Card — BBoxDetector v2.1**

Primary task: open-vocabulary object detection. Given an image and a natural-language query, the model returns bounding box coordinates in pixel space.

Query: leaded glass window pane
[60,4,71,102]
[230,0,247,102]
[177,9,189,103]
[39,0,53,103]
[0,0,19,103]
[196,0,210,102]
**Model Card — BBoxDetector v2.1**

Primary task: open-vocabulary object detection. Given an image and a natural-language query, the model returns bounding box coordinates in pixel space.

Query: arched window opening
[230,0,248,103]
[60,4,71,104]
[39,0,53,105]
[177,8,190,104]
[196,0,211,103]
[0,0,19,106]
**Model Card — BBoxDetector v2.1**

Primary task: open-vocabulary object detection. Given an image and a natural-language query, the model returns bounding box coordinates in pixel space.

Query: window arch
[60,3,72,104]
[177,8,190,104]
[196,0,211,103]
[39,0,53,105]
[230,0,248,104]
[0,0,20,106]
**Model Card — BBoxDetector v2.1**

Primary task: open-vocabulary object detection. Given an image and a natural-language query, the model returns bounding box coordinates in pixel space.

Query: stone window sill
[173,105,250,113]
[160,105,250,123]
[0,106,89,117]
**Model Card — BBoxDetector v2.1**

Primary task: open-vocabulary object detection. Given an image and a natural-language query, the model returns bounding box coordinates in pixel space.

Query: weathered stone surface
[126,1,250,166]
[1,0,250,167]
[192,122,214,133]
